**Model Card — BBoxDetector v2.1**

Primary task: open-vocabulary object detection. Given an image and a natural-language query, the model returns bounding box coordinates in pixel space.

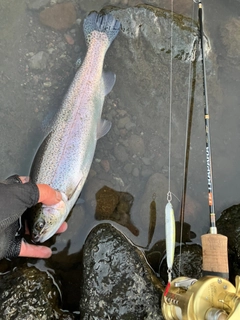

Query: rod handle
[201,234,229,279]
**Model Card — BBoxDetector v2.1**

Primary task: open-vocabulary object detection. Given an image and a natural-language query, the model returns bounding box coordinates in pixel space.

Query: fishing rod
[198,0,229,279]
[161,1,240,319]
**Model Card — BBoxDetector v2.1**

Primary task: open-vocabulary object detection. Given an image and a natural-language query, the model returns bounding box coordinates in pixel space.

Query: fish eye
[35,220,45,232]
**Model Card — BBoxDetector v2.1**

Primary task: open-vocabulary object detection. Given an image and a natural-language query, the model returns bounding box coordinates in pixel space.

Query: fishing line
[164,0,176,296]
[167,0,173,198]
[178,1,198,276]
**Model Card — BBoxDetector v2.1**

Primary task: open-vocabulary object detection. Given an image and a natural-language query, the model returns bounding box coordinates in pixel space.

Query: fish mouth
[31,218,46,243]
[31,231,41,243]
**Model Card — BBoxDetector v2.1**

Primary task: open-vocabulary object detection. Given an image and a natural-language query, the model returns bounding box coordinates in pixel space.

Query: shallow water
[0,0,240,313]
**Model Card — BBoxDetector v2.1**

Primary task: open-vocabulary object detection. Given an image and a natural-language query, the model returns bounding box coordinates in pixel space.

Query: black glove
[0,175,39,259]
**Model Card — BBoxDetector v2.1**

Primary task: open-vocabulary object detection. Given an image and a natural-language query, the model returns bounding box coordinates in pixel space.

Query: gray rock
[142,157,151,166]
[117,116,131,129]
[29,51,49,70]
[79,223,164,319]
[0,265,74,319]
[221,17,240,71]
[27,0,50,10]
[124,162,133,173]
[132,167,139,177]
[125,120,136,130]
[57,41,66,50]
[114,144,129,162]
[39,3,77,31]
[128,134,145,156]
[141,166,154,178]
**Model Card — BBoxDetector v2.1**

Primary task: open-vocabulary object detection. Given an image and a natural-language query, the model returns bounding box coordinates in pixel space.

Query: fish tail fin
[83,12,120,48]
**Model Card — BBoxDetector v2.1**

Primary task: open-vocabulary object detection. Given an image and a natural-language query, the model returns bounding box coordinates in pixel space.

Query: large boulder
[0,265,74,319]
[79,223,164,319]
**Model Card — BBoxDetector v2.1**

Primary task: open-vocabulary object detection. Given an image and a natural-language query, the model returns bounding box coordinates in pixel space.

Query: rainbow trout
[29,12,121,242]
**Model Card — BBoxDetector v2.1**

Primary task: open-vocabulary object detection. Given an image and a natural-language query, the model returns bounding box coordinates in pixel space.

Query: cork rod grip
[201,234,229,279]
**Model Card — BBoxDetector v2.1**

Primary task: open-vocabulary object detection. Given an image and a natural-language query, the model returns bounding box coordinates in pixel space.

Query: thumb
[37,184,62,206]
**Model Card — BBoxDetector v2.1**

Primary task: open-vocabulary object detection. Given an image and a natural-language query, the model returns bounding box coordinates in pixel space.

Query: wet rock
[142,157,151,166]
[154,0,194,17]
[96,185,120,216]
[100,159,110,172]
[221,17,240,60]
[0,265,74,319]
[83,177,113,212]
[128,134,145,156]
[64,33,75,45]
[159,244,202,283]
[220,16,240,77]
[28,51,49,70]
[217,204,240,280]
[117,116,131,129]
[27,0,50,10]
[132,167,139,177]
[39,3,77,30]
[95,185,139,236]
[124,162,133,174]
[114,144,128,162]
[80,223,164,319]
[141,166,154,177]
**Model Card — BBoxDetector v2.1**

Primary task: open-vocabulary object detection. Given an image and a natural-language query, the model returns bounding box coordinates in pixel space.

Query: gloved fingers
[19,239,52,258]
[37,184,62,206]
[4,235,22,259]
[3,174,23,184]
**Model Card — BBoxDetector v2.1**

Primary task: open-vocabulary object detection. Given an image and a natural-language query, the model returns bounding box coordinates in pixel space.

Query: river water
[0,0,239,313]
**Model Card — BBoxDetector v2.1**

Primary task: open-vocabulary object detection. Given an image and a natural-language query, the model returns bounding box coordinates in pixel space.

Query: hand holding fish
[0,175,67,260]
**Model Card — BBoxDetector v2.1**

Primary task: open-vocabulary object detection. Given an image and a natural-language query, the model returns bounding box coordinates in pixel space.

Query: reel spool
[161,275,240,319]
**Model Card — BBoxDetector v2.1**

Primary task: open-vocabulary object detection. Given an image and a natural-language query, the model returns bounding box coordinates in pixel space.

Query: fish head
[31,199,67,243]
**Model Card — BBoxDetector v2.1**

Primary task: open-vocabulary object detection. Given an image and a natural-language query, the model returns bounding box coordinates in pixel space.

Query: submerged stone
[95,186,139,236]
[80,223,164,319]
[220,16,240,79]
[39,2,77,30]
[27,0,50,10]
[29,51,49,70]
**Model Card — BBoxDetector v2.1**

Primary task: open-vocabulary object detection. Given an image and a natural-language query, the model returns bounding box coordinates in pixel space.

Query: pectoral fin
[102,71,116,95]
[97,119,112,139]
